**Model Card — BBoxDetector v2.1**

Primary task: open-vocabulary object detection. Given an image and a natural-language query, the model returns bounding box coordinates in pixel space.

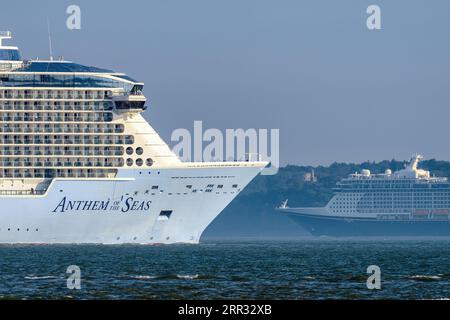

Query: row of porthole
[126,158,154,167]
[126,147,144,156]
[115,236,172,241]
[1,228,39,232]
[123,191,235,196]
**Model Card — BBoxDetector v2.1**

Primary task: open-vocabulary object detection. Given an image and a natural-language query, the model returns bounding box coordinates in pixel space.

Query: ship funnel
[409,154,423,170]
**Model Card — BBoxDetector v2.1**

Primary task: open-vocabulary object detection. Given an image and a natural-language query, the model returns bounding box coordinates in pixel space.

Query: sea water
[1,239,450,299]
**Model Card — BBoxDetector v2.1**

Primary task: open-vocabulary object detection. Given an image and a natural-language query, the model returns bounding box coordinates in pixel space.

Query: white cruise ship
[278,155,450,236]
[0,31,267,244]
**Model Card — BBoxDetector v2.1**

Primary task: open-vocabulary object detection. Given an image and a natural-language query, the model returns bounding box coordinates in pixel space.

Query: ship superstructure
[0,32,267,244]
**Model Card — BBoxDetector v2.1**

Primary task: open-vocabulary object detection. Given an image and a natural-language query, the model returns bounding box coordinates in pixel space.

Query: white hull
[0,164,265,244]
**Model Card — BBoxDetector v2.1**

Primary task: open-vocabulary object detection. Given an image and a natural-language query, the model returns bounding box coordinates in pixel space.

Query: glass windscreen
[0,49,21,61]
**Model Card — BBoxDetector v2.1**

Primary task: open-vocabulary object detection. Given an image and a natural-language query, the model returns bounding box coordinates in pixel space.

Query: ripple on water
[176,274,199,280]
[409,275,442,281]
[1,240,450,299]
[127,275,158,280]
[24,275,60,280]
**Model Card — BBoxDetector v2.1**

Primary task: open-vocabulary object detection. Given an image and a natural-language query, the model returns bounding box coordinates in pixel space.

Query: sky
[1,0,449,166]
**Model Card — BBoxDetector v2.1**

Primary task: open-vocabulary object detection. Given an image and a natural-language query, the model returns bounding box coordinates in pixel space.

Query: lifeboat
[412,209,430,218]
[432,209,450,219]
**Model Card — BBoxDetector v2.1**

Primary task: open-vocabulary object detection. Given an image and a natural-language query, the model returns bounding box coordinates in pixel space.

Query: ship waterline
[0,32,267,244]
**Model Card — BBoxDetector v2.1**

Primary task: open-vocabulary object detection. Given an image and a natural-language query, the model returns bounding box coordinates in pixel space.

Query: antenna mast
[47,18,53,61]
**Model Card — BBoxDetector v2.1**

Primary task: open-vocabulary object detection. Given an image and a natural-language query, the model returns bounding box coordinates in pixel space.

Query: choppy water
[1,239,450,299]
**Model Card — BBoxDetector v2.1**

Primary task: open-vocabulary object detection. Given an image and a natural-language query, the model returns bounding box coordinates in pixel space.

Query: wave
[125,273,204,281]
[25,275,58,280]
[128,275,157,280]
[410,275,442,281]
[177,274,199,280]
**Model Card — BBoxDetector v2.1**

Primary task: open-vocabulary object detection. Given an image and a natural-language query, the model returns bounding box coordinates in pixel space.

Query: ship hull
[0,165,264,244]
[285,212,450,237]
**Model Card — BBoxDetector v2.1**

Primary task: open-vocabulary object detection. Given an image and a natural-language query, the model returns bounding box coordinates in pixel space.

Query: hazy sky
[1,0,449,165]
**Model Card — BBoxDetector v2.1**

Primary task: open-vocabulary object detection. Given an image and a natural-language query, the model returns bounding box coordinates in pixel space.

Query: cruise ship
[0,31,267,244]
[278,155,450,236]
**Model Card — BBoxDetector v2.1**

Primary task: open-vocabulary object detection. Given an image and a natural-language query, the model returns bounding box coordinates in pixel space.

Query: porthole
[126,158,133,166]
[146,158,154,167]
[136,147,144,155]
[126,147,134,155]
[136,158,143,166]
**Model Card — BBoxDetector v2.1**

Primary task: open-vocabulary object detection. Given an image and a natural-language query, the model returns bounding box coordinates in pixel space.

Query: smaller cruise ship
[278,155,450,236]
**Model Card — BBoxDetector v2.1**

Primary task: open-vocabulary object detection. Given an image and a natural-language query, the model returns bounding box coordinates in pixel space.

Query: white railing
[0,189,46,196]
[245,153,262,162]
[0,31,12,37]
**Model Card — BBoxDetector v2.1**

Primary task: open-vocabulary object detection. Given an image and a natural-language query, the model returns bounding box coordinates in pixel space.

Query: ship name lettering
[121,197,151,213]
[52,197,111,213]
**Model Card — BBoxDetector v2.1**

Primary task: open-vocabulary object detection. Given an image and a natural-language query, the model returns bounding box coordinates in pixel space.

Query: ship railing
[127,91,144,96]
[244,153,262,162]
[0,63,16,71]
[0,189,46,196]
[0,31,12,37]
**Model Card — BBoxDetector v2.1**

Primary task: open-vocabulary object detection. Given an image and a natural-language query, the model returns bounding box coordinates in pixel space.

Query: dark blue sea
[1,239,450,300]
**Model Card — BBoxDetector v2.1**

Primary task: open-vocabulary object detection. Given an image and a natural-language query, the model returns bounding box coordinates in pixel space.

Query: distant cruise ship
[278,155,450,236]
[0,31,267,244]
